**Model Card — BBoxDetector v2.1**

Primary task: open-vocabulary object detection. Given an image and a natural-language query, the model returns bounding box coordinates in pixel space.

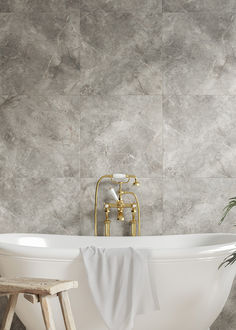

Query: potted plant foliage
[219,197,236,268]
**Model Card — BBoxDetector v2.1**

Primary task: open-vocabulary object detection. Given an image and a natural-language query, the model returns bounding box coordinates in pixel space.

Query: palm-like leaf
[219,252,236,269]
[219,197,236,268]
[219,196,236,224]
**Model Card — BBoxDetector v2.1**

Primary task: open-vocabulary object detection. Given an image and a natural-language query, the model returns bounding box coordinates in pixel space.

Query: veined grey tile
[80,0,162,14]
[212,281,236,330]
[79,7,162,95]
[163,0,236,13]
[0,11,80,95]
[78,95,162,178]
[0,178,80,234]
[0,0,79,12]
[0,94,80,178]
[79,178,162,236]
[163,95,236,178]
[138,178,163,235]
[163,12,236,95]
[163,178,236,234]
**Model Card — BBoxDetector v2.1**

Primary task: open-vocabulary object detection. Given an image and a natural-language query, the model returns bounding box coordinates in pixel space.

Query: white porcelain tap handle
[109,188,119,201]
[112,173,126,179]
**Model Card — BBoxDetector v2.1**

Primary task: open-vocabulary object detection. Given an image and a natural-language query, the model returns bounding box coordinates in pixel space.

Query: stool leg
[58,291,76,330]
[39,295,56,330]
[1,294,18,330]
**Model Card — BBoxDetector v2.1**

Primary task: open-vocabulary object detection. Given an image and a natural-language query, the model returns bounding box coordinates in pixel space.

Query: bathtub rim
[0,232,235,262]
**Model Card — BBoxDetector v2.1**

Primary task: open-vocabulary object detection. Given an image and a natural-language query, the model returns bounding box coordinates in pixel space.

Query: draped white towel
[80,247,159,330]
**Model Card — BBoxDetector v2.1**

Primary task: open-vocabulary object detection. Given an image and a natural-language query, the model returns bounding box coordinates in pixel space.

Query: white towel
[80,247,159,330]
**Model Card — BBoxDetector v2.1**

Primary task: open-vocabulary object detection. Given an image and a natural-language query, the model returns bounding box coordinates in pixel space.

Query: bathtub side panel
[0,254,235,330]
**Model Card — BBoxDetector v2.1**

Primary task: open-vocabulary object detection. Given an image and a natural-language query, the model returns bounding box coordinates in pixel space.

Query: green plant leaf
[218,197,236,269]
[219,197,236,224]
[219,252,236,269]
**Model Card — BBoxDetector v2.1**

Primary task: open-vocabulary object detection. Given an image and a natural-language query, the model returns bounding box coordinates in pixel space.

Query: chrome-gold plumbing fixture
[94,174,141,236]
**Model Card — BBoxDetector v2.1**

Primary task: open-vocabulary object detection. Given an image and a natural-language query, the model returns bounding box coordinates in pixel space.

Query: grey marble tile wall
[0,0,236,329]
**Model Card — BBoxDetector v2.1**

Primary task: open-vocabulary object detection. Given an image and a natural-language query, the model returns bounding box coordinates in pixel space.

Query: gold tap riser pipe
[121,191,141,236]
[104,206,111,236]
[104,221,110,236]
[131,222,136,236]
[131,207,136,236]
[94,175,112,236]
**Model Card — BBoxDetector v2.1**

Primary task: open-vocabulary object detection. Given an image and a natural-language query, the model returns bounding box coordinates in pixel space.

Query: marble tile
[163,12,236,95]
[0,0,79,13]
[79,178,162,236]
[0,11,80,96]
[80,0,162,14]
[0,94,80,178]
[163,95,236,178]
[78,95,162,178]
[212,281,236,330]
[0,178,80,234]
[163,178,236,234]
[163,0,236,12]
[79,5,162,95]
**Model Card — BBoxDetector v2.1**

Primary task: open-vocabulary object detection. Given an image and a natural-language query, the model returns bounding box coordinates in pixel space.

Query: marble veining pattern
[0,0,236,329]
[0,177,80,234]
[78,95,162,178]
[80,3,162,95]
[0,0,79,13]
[162,12,236,95]
[163,178,236,234]
[0,94,80,178]
[0,11,80,96]
[163,0,236,13]
[164,95,236,178]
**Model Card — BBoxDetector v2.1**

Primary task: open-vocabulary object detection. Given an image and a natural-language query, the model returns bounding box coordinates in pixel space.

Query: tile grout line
[161,7,164,235]
[2,93,236,98]
[78,0,81,235]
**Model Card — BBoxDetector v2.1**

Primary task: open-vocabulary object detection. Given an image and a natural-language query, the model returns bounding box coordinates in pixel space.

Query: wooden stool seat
[0,277,78,295]
[0,277,78,330]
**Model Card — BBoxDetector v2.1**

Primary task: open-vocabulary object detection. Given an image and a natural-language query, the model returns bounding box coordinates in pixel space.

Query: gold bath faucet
[94,174,141,236]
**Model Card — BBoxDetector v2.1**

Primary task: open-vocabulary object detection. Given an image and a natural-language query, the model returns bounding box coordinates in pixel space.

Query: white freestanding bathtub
[0,233,235,330]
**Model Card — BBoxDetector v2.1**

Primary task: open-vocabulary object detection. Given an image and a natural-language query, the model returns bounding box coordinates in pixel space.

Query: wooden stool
[0,277,78,330]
